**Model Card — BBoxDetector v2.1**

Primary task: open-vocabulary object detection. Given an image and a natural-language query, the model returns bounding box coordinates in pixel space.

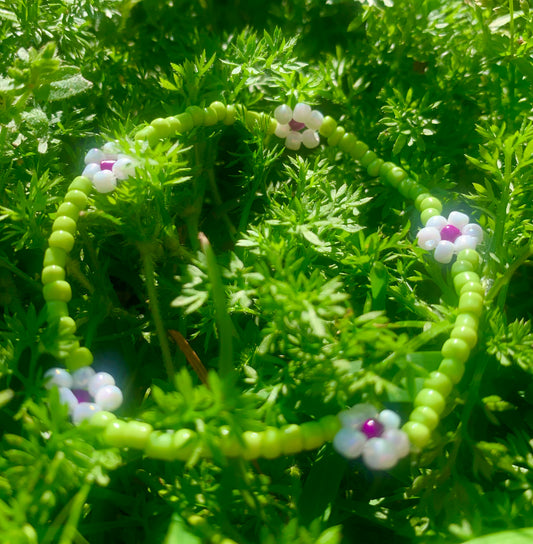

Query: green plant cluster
[1,0,533,542]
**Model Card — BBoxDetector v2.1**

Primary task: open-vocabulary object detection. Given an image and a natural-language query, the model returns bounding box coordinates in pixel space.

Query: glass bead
[94,384,123,411]
[73,389,91,403]
[460,281,484,296]
[453,271,481,293]
[402,421,431,449]
[112,157,136,180]
[72,402,101,425]
[92,170,117,193]
[451,259,474,276]
[414,388,446,415]
[173,429,197,460]
[44,367,73,389]
[450,325,478,348]
[43,280,72,302]
[424,371,453,397]
[285,131,302,150]
[448,211,469,229]
[144,431,175,460]
[378,409,401,430]
[319,116,337,137]
[420,208,441,225]
[280,424,304,455]
[463,223,483,242]
[339,403,377,430]
[72,366,96,388]
[301,129,320,149]
[293,103,312,124]
[454,235,478,252]
[440,224,461,242]
[367,158,384,177]
[102,141,120,157]
[382,429,410,458]
[333,428,366,459]
[52,216,77,236]
[434,240,455,263]
[42,265,65,285]
[361,418,384,438]
[289,118,306,131]
[58,387,78,412]
[88,372,116,397]
[260,427,283,459]
[85,148,104,165]
[419,197,442,213]
[327,126,345,146]
[242,431,262,460]
[426,215,448,230]
[300,421,325,450]
[306,110,324,130]
[274,104,292,125]
[410,405,439,431]
[457,249,480,269]
[438,357,465,384]
[49,231,75,253]
[458,291,484,316]
[417,226,441,250]
[88,411,117,429]
[275,123,291,138]
[82,163,101,180]
[454,312,479,330]
[66,347,94,371]
[124,421,153,450]
[362,437,398,470]
[441,338,470,363]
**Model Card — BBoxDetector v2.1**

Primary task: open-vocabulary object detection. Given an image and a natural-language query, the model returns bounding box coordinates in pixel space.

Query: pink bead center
[100,160,116,171]
[73,389,91,403]
[361,418,384,438]
[440,224,461,242]
[289,119,306,131]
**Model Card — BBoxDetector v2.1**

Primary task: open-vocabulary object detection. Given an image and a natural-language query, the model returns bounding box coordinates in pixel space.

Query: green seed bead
[68,176,93,194]
[52,216,77,236]
[414,192,433,211]
[175,112,194,132]
[134,126,159,146]
[402,421,430,449]
[58,316,76,335]
[339,132,358,154]
[418,197,442,213]
[203,106,218,126]
[151,118,172,138]
[360,150,377,168]
[46,301,69,319]
[41,265,65,284]
[398,177,416,198]
[424,371,453,397]
[451,259,474,276]
[49,230,75,253]
[219,426,243,457]
[260,427,282,459]
[144,431,175,460]
[450,325,478,349]
[43,280,72,302]
[327,126,345,147]
[385,166,408,188]
[88,411,117,429]
[459,281,484,296]
[300,421,325,450]
[367,158,384,177]
[43,247,68,268]
[458,291,484,316]
[173,429,197,460]
[420,208,441,225]
[453,271,481,293]
[186,106,205,126]
[441,337,470,363]
[454,312,479,330]
[223,105,237,125]
[245,110,261,130]
[65,346,93,371]
[457,249,480,270]
[64,190,88,210]
[378,161,395,179]
[166,116,181,135]
[280,424,304,455]
[124,421,153,450]
[438,357,465,384]
[103,421,130,447]
[56,202,80,221]
[414,388,446,415]
[266,116,277,135]
[319,414,342,441]
[409,406,440,431]
[410,185,430,200]
[242,431,262,460]
[319,116,337,137]
[210,101,227,122]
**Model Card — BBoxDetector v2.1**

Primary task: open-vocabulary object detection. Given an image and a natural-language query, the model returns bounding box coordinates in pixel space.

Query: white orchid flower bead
[82,144,137,193]
[274,103,324,150]
[417,211,483,264]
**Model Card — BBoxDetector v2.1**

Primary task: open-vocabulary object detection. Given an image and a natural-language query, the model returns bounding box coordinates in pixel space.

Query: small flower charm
[82,142,137,194]
[417,211,483,264]
[273,103,323,151]
[333,404,410,470]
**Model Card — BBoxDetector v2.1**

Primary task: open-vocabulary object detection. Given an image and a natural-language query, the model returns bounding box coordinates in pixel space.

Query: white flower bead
[94,384,123,411]
[92,170,117,193]
[378,409,401,430]
[275,123,291,138]
[274,104,293,125]
[301,128,320,149]
[333,428,367,459]
[112,157,136,180]
[306,110,324,131]
[58,387,78,412]
[82,162,101,180]
[434,240,455,263]
[362,437,398,470]
[72,402,101,425]
[85,148,104,165]
[285,131,303,151]
[339,403,377,429]
[453,235,478,252]
[382,429,411,458]
[417,226,441,250]
[462,223,483,242]
[72,366,96,389]
[102,141,120,158]
[447,211,469,229]
[293,103,312,124]
[44,368,73,390]
[425,215,448,230]
[88,372,116,397]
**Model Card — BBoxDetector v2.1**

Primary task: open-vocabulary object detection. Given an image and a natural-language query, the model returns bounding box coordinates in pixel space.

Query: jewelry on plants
[41,100,485,469]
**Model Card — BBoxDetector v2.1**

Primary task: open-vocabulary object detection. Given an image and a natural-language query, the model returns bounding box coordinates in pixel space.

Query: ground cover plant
[1,0,533,542]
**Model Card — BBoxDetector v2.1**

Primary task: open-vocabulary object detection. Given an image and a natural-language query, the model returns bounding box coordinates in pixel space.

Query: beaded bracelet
[42,100,484,470]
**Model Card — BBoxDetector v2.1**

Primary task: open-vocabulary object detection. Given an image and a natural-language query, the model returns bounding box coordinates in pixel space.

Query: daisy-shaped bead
[417,211,483,264]
[82,142,137,194]
[333,404,410,470]
[273,103,324,151]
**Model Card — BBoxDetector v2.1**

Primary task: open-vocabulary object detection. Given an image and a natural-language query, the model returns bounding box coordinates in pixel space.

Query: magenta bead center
[361,418,384,438]
[289,119,306,131]
[73,389,91,403]
[440,224,461,242]
[100,160,116,171]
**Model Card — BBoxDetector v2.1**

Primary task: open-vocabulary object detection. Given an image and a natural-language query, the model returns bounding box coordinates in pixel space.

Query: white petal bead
[88,372,116,397]
[301,129,320,149]
[44,368,73,390]
[362,437,398,470]
[417,227,441,250]
[72,402,101,425]
[102,141,120,158]
[425,215,448,230]
[94,384,123,411]
[85,148,104,165]
[434,240,455,263]
[274,104,293,124]
[72,366,96,389]
[378,409,401,430]
[285,131,302,151]
[306,110,324,130]
[339,403,377,429]
[274,123,291,138]
[112,157,136,180]
[453,235,478,252]
[58,387,78,412]
[333,429,367,459]
[82,162,101,181]
[292,103,312,124]
[382,429,411,458]
[92,170,117,193]
[447,211,469,229]
[462,223,483,243]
